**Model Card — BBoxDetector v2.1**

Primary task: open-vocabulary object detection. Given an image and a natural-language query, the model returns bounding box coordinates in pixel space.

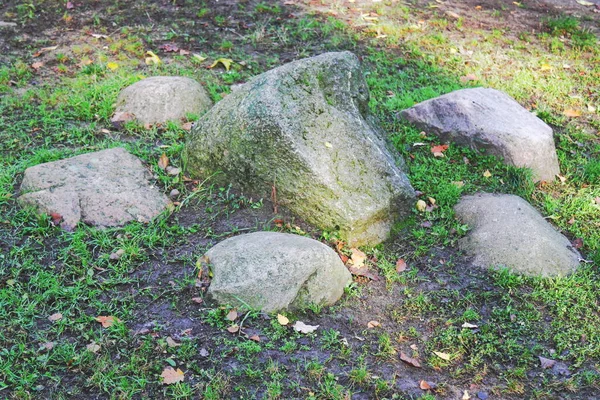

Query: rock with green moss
[185,52,415,246]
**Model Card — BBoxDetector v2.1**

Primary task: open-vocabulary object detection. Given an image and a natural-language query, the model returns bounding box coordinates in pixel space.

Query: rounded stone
[112,76,213,126]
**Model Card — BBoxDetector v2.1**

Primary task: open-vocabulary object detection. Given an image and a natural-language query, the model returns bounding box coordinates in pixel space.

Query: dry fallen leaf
[249,335,261,342]
[209,58,233,71]
[349,248,367,268]
[539,356,556,369]
[48,313,63,322]
[416,199,427,212]
[31,62,44,70]
[431,144,449,157]
[420,380,432,390]
[367,320,381,328]
[86,341,101,353]
[95,315,120,328]
[191,297,203,304]
[161,367,185,385]
[400,352,421,368]
[434,351,451,361]
[293,321,319,334]
[483,170,492,178]
[277,314,289,326]
[181,122,193,131]
[563,109,582,118]
[461,322,478,329]
[158,153,169,170]
[462,390,471,400]
[40,342,55,351]
[396,258,407,273]
[576,0,595,5]
[192,53,207,63]
[225,309,238,321]
[166,337,181,347]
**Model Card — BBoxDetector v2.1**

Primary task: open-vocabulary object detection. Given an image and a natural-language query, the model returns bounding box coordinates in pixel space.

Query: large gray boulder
[455,193,580,277]
[185,52,415,246]
[205,232,352,312]
[401,88,560,182]
[112,76,213,126]
[19,148,171,230]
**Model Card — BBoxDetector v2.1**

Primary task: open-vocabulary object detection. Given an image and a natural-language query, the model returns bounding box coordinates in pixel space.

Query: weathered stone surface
[205,232,352,312]
[112,76,213,126]
[19,148,171,230]
[185,52,415,246]
[401,88,560,182]
[455,193,580,277]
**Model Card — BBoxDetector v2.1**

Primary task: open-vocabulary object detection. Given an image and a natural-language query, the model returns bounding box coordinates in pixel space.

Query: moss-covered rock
[185,52,415,246]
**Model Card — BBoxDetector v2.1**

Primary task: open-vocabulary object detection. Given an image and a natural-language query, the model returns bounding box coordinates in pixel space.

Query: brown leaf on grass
[40,342,55,351]
[50,212,63,226]
[225,309,238,321]
[420,380,432,390]
[539,356,556,369]
[226,325,240,333]
[158,153,169,170]
[31,62,44,70]
[431,144,449,157]
[191,297,203,304]
[181,122,193,131]
[95,315,120,328]
[347,265,380,281]
[249,335,261,342]
[349,248,367,268]
[159,43,179,52]
[48,313,63,322]
[563,109,582,117]
[400,352,421,368]
[460,73,478,83]
[434,351,451,361]
[367,320,381,328]
[572,237,584,249]
[166,337,181,347]
[396,258,407,273]
[161,367,184,384]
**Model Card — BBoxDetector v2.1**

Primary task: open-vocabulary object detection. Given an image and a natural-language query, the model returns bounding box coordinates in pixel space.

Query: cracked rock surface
[18,147,171,230]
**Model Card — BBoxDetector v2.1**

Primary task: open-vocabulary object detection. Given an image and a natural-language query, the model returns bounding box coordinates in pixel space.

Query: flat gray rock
[455,193,580,277]
[185,52,415,246]
[205,232,352,312]
[19,148,171,230]
[401,88,560,182]
[112,76,213,126]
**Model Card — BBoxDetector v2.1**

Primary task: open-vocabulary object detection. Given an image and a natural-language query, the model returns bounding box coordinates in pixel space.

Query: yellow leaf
[107,62,119,71]
[161,367,184,385]
[483,170,492,178]
[277,314,289,326]
[563,109,582,118]
[209,58,233,71]
[145,51,161,65]
[416,199,427,212]
[540,63,551,71]
[434,351,451,361]
[325,142,333,148]
[192,53,207,63]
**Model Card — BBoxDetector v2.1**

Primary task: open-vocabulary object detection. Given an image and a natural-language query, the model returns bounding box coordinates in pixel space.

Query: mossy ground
[1,0,599,399]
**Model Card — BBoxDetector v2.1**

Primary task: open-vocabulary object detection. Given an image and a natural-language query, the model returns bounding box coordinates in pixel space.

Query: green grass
[1,0,600,398]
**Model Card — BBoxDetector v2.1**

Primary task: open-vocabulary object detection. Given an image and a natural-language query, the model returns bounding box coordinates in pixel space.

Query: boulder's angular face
[185,52,415,246]
[112,76,213,126]
[401,88,560,182]
[18,148,171,230]
[205,232,352,312]
[455,193,580,277]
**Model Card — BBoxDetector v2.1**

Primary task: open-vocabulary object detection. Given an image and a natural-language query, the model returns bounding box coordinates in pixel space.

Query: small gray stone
[205,232,352,312]
[0,21,18,28]
[112,76,213,126]
[186,52,415,246]
[169,189,180,198]
[18,148,171,230]
[165,166,181,176]
[401,88,560,182]
[455,193,580,277]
